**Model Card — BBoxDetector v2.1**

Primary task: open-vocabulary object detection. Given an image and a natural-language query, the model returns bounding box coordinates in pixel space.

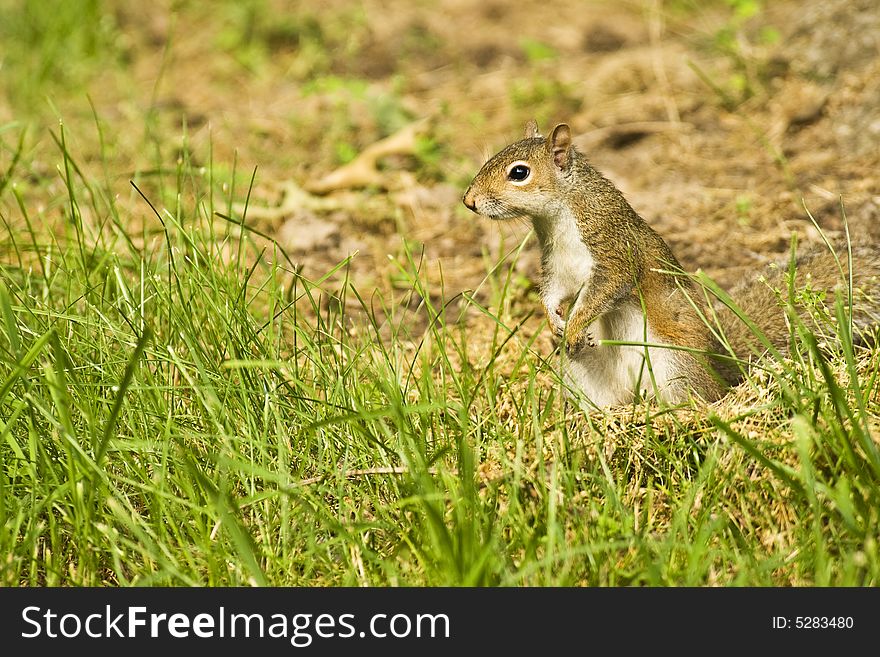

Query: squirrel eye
[507,164,531,181]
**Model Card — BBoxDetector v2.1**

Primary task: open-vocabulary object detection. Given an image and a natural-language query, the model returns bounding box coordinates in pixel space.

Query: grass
[1,0,878,588]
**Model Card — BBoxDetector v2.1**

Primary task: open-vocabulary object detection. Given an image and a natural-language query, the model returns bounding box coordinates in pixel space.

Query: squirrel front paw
[565,330,597,357]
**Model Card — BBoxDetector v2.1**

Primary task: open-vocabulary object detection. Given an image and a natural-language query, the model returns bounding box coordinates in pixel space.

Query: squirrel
[462,120,880,408]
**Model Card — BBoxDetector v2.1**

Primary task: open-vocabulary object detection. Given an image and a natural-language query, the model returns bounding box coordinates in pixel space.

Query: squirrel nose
[462,189,477,211]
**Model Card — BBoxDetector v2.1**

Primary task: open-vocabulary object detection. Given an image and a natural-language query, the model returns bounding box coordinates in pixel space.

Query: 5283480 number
[795,617,853,629]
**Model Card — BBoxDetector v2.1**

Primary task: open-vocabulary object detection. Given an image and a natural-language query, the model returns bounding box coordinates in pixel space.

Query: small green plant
[520,38,558,63]
[334,141,359,165]
[509,79,583,128]
[688,0,782,109]
[735,194,752,226]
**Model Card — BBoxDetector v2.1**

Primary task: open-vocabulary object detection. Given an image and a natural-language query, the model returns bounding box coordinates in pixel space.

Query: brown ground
[3,0,879,350]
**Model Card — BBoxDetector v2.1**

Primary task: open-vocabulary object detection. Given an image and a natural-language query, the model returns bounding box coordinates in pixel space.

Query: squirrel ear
[524,119,541,139]
[550,123,572,169]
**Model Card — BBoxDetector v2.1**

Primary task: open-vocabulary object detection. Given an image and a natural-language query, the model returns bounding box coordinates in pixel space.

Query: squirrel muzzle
[462,188,477,212]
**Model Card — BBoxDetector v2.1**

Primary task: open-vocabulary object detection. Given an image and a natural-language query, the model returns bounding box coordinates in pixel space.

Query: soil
[3,0,879,351]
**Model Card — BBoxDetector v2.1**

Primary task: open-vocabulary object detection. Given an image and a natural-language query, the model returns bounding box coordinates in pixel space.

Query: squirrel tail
[716,241,880,371]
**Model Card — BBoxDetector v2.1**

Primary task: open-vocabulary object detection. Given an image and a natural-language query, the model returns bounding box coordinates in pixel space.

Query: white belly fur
[562,301,680,408]
[538,208,595,315]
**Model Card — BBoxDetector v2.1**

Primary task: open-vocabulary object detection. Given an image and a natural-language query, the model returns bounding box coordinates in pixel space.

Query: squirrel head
[462,121,574,220]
